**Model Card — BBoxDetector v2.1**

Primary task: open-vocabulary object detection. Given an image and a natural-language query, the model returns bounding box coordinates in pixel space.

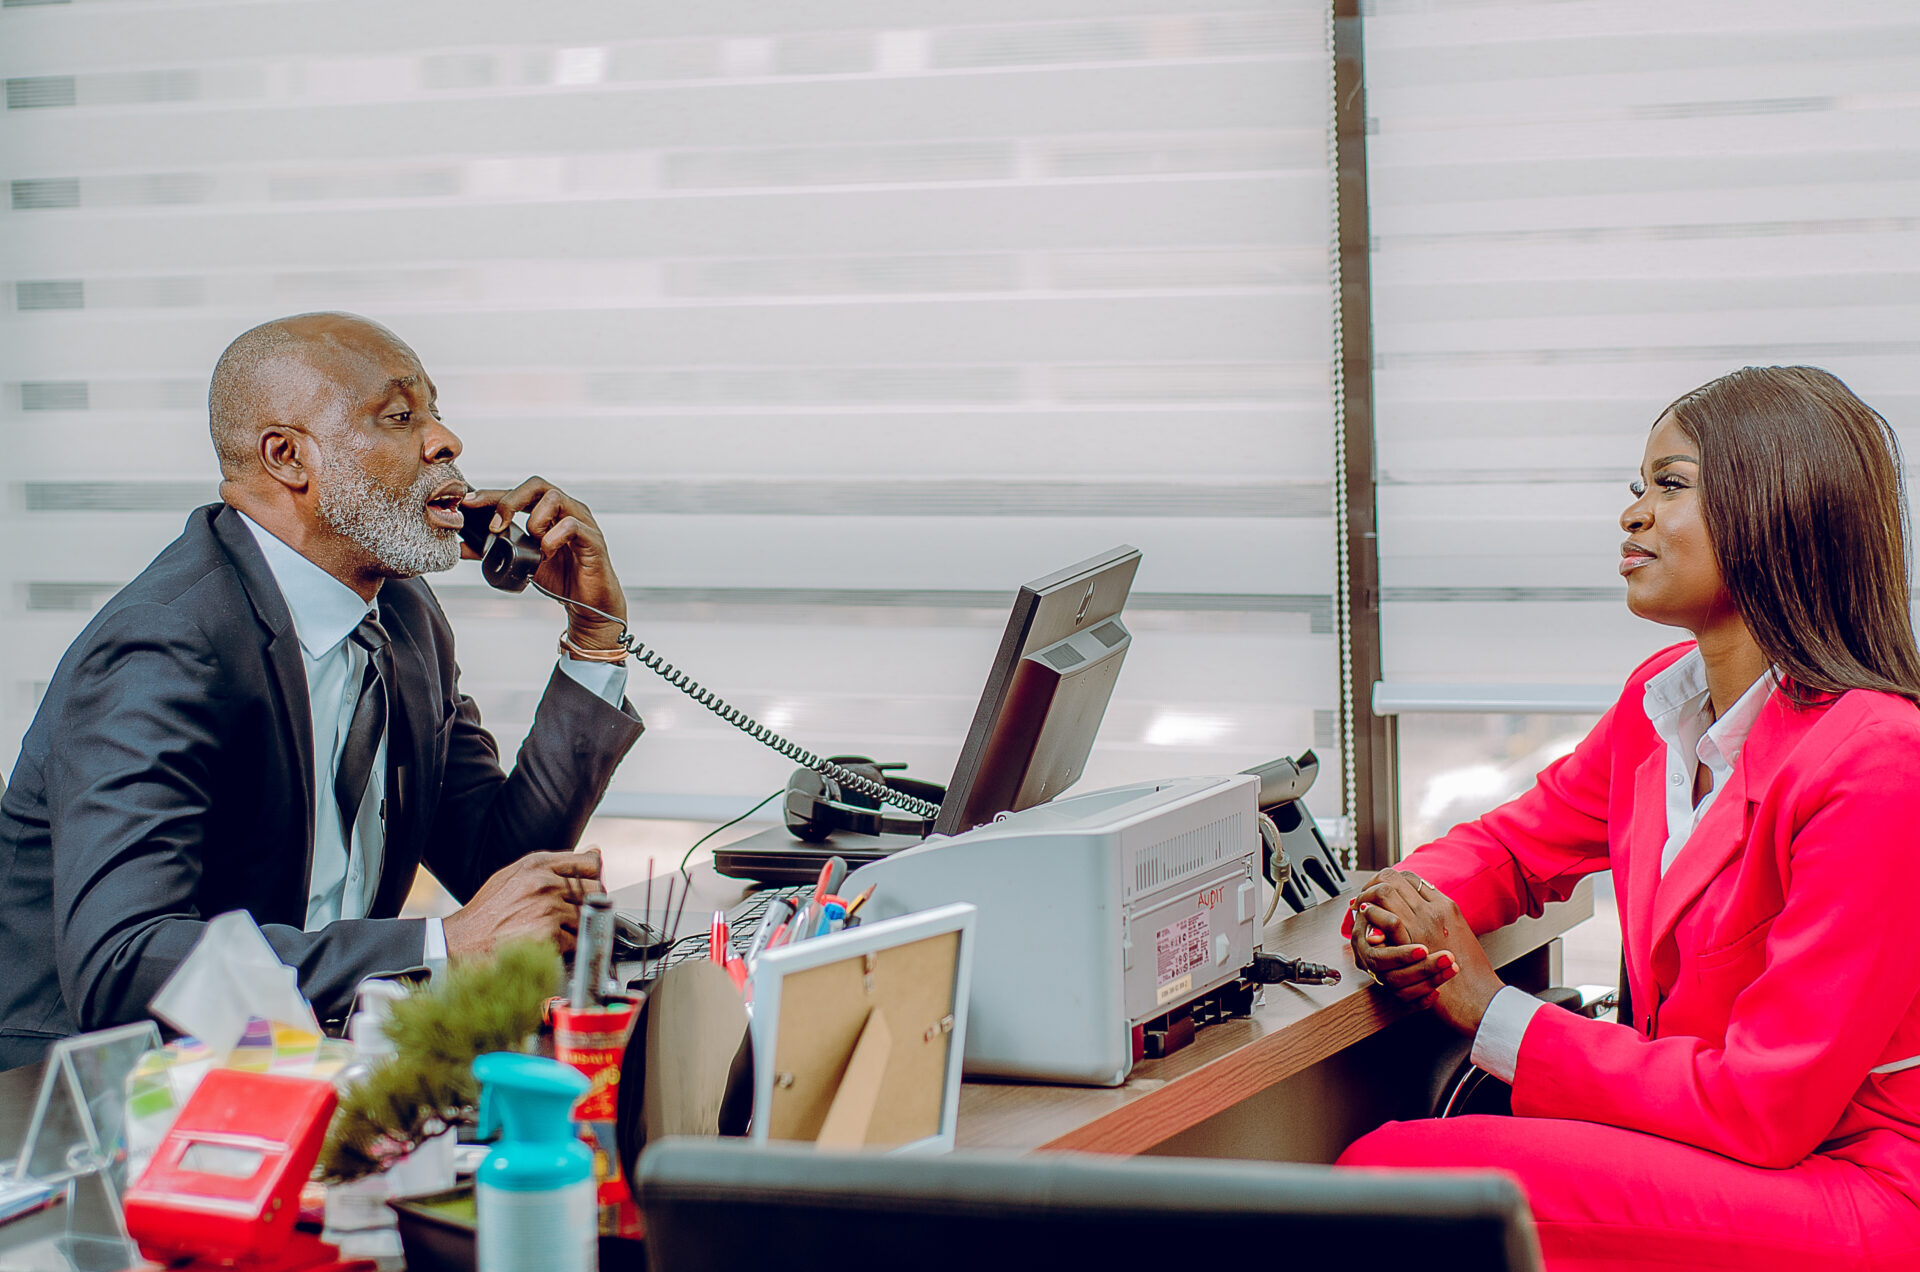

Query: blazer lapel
[371,600,438,917]
[1621,749,1670,1026]
[1646,760,1752,966]
[209,506,316,886]
[1645,692,1797,970]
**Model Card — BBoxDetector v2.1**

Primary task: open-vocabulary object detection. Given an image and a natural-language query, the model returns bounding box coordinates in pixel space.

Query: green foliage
[319,940,561,1183]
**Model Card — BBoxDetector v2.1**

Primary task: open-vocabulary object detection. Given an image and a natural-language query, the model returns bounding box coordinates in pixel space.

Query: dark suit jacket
[0,504,644,1068]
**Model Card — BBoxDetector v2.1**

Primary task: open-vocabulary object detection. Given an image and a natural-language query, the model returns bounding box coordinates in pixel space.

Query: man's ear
[259,425,311,493]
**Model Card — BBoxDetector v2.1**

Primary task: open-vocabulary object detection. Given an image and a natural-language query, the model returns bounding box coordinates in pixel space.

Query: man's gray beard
[315,457,465,578]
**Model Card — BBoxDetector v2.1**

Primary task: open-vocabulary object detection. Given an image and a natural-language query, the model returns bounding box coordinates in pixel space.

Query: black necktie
[334,614,392,855]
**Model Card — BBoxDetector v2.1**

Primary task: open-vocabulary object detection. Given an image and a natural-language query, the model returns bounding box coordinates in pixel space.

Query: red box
[124,1070,338,1266]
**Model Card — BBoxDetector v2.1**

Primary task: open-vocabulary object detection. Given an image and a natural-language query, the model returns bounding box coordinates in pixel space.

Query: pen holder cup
[553,998,643,1239]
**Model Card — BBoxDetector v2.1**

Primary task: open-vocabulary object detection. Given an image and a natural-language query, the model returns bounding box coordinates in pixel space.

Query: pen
[744,898,794,966]
[709,911,729,965]
[788,902,813,945]
[723,957,749,994]
[843,884,876,921]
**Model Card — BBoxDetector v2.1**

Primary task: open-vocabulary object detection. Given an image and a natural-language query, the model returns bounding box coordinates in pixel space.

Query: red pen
[709,910,729,965]
[724,957,749,994]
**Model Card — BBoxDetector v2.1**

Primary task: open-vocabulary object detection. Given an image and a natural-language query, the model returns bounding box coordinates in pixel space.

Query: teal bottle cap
[472,1052,593,1194]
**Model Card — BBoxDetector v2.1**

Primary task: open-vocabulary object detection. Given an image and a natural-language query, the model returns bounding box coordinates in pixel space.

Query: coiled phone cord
[533,581,946,822]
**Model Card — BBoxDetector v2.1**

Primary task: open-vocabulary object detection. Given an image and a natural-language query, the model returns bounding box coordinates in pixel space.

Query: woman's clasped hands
[1347,869,1508,1036]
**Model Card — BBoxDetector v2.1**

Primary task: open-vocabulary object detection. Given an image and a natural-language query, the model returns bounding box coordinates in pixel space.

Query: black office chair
[637,1138,1544,1272]
[1431,954,1629,1118]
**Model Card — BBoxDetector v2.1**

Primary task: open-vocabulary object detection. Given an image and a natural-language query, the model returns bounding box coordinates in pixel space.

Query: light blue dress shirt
[237,513,627,961]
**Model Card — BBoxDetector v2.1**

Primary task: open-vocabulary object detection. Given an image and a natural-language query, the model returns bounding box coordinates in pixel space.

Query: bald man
[0,313,644,1069]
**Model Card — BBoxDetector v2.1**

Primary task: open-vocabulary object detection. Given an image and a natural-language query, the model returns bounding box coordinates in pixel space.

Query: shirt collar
[1699,664,1775,773]
[1643,646,1776,773]
[235,510,376,660]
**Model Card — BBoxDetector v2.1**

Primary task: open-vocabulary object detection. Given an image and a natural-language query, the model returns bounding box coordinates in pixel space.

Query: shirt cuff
[422,917,449,977]
[558,656,629,706]
[1470,984,1546,1084]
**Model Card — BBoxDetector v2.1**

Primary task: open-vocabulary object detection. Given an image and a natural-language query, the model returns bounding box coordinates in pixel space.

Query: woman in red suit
[1338,365,1920,1270]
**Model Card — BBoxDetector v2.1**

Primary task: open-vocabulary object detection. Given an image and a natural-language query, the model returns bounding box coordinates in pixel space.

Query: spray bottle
[472,1052,596,1272]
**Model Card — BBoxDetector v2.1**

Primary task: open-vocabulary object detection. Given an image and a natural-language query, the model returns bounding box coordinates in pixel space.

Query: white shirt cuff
[558,656,629,706]
[1469,984,1546,1084]
[422,916,449,975]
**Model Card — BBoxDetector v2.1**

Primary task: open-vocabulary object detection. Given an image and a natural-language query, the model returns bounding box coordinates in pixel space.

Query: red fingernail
[1440,965,1457,981]
[1437,954,1455,971]
[1411,947,1426,959]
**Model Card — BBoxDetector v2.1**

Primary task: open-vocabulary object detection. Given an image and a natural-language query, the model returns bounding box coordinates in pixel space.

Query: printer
[841,773,1264,1087]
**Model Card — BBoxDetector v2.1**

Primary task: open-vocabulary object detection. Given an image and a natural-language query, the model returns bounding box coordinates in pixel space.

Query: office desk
[0,874,1593,1264]
[610,870,1595,1163]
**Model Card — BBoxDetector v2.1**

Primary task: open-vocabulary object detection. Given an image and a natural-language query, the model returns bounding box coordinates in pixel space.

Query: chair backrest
[636,1138,1543,1272]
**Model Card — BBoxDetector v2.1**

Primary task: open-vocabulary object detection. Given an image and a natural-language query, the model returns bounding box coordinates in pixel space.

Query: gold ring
[1365,967,1383,988]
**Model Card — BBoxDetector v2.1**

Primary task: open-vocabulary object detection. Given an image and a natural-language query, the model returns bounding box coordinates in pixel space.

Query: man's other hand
[460,478,628,654]
[443,848,603,957]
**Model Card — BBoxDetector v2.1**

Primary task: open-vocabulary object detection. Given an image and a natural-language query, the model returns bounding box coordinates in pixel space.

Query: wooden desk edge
[958,878,1597,1155]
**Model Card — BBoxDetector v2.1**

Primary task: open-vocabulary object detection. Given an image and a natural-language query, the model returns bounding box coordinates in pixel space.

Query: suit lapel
[372,594,438,917]
[1646,760,1752,962]
[1644,692,1798,970]
[209,506,316,887]
[1622,749,1669,1024]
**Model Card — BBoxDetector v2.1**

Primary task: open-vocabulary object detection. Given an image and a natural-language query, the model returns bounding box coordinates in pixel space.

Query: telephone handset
[457,502,942,823]
[460,504,543,593]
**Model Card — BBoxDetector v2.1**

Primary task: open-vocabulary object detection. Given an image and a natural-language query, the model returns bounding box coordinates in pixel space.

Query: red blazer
[1403,641,1920,1190]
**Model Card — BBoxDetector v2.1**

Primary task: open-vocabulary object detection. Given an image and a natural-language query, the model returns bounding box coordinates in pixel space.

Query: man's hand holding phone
[459,477,629,655]
[443,848,603,957]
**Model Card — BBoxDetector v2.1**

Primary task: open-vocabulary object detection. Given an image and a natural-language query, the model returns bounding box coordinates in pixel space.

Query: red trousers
[1338,1116,1920,1271]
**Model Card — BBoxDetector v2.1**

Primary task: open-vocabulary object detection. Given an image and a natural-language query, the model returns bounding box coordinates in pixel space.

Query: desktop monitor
[932,544,1140,836]
[710,544,1139,884]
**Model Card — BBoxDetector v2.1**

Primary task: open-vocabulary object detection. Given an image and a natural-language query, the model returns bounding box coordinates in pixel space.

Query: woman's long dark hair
[1663,365,1920,707]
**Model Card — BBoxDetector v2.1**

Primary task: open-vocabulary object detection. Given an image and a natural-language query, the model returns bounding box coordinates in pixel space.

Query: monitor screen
[933,545,1141,837]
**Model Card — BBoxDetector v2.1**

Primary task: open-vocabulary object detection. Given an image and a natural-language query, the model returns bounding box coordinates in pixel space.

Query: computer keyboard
[629,883,810,982]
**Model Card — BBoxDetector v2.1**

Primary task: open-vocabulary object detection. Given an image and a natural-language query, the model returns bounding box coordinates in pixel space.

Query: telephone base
[711,823,925,887]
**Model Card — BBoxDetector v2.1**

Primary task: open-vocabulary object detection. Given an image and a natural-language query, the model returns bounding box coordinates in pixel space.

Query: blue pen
[816,902,845,938]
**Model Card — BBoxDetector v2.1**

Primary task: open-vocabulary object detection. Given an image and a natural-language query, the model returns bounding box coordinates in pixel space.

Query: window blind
[1368,0,1920,691]
[1364,0,1920,842]
[0,0,1344,823]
